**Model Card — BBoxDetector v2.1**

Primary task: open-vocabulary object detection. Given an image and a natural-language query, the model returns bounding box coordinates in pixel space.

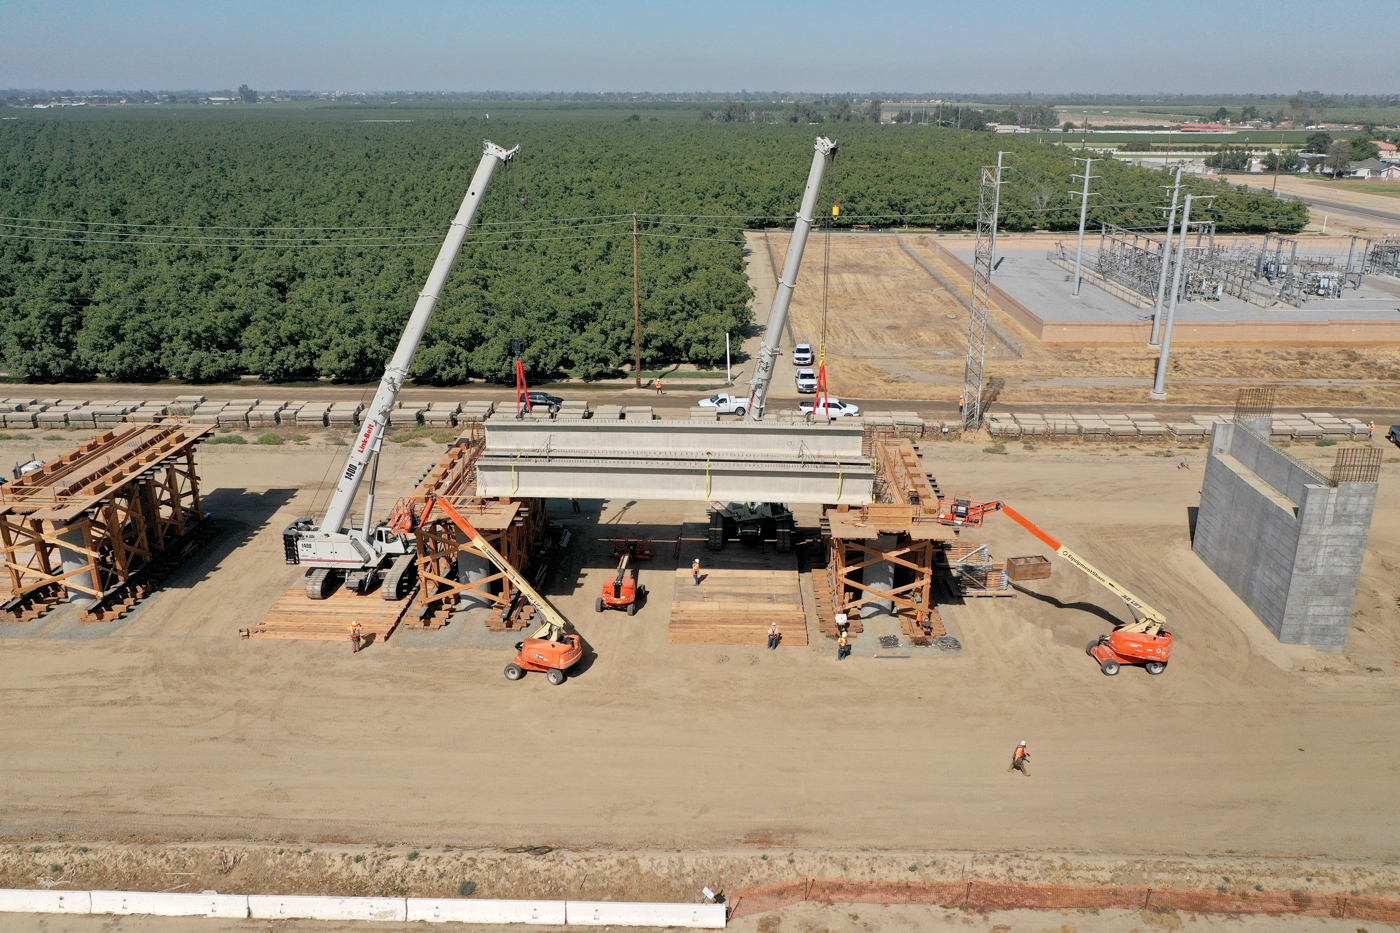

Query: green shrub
[43,434,64,441]
[208,434,248,444]
[1315,438,1337,447]
[457,880,476,897]
[982,442,1008,455]
[407,851,418,861]
[256,432,285,445]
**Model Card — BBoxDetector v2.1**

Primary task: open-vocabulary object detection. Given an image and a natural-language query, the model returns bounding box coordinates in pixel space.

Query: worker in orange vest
[655,377,664,396]
[1008,740,1029,776]
[349,619,363,653]
[837,631,850,660]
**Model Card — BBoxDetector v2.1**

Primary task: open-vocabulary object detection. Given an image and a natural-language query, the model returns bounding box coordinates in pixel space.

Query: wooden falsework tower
[814,438,949,644]
[402,429,549,628]
[0,423,213,621]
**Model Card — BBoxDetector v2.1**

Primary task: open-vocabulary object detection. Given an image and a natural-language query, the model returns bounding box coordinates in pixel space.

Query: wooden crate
[1007,555,1052,582]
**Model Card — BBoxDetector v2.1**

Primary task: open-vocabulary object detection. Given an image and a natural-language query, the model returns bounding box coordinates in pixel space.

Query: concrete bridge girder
[475,420,875,505]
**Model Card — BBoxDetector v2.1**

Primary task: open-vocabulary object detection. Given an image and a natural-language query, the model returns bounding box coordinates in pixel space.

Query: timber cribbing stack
[727,876,1400,923]
[667,568,808,646]
[241,585,418,643]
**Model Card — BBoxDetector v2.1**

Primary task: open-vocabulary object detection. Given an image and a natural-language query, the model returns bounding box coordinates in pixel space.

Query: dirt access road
[1,435,1399,874]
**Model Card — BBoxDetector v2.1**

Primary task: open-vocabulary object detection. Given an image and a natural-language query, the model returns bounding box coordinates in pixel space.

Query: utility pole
[962,152,1011,433]
[633,212,641,388]
[1150,194,1211,400]
[1069,157,1099,297]
[1271,132,1285,193]
[1149,166,1184,348]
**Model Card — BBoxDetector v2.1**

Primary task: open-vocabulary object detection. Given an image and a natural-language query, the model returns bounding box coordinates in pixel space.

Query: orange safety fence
[726,877,1400,923]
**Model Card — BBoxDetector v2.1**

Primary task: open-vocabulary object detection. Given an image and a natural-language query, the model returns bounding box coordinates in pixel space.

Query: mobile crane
[933,497,1173,675]
[282,140,519,600]
[391,493,583,685]
[704,137,837,552]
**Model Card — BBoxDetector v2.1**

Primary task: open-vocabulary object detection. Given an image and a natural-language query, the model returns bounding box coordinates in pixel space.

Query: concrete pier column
[56,521,97,608]
[456,532,492,610]
[864,533,900,617]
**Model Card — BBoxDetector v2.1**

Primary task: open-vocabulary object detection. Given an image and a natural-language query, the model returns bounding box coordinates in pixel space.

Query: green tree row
[0,117,1308,384]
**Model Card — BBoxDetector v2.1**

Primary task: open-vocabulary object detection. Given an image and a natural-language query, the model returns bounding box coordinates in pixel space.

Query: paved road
[1248,185,1400,227]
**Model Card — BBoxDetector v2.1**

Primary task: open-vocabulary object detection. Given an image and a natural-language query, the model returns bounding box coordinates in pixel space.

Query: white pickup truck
[697,392,750,416]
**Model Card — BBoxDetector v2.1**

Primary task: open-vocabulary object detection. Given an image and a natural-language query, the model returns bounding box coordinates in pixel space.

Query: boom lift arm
[391,494,572,643]
[744,136,838,422]
[999,504,1167,635]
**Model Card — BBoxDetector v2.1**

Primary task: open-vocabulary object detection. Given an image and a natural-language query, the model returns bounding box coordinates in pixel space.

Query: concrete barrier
[406,898,566,924]
[90,891,249,917]
[0,890,91,913]
[247,894,406,921]
[565,900,727,928]
[0,889,722,927]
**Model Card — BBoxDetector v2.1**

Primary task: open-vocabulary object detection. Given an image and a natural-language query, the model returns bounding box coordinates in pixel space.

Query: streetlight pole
[1151,194,1211,400]
[1070,157,1099,297]
[1149,166,1183,348]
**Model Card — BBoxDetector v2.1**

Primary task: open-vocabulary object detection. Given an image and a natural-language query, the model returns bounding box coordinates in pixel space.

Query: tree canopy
[0,115,1308,384]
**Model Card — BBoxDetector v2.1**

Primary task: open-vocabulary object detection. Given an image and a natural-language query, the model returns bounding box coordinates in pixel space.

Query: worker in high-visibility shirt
[1008,740,1029,776]
[349,619,363,654]
[837,631,850,660]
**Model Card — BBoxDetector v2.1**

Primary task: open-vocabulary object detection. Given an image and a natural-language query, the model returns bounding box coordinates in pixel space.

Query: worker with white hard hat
[1008,740,1029,776]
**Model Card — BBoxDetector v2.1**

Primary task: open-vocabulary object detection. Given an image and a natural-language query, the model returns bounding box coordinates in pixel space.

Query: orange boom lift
[998,504,1173,676]
[596,553,645,615]
[932,496,1174,676]
[392,494,583,685]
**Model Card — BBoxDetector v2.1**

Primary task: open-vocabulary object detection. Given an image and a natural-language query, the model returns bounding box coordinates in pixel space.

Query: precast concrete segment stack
[476,419,873,505]
[1192,421,1377,649]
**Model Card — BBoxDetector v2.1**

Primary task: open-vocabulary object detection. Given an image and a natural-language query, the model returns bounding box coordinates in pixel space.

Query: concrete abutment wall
[1193,421,1377,649]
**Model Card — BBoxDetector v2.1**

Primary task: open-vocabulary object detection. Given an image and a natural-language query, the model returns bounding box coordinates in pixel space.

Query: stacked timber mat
[241,583,418,644]
[667,568,807,646]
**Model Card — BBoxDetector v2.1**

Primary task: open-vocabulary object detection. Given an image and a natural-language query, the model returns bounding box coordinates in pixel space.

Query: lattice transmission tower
[962,161,1004,432]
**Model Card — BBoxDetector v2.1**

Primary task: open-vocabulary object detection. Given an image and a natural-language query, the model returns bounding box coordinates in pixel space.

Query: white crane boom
[744,136,837,422]
[318,140,518,537]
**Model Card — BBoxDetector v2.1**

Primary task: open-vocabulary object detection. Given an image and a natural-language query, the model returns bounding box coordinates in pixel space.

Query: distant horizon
[4,89,1398,101]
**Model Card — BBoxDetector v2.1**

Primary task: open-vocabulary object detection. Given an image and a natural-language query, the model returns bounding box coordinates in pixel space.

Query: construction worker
[349,619,362,654]
[958,394,965,415]
[571,498,581,513]
[767,621,780,650]
[1008,740,1029,776]
[1369,420,1376,440]
[837,631,851,660]
[655,377,664,396]
[692,557,701,586]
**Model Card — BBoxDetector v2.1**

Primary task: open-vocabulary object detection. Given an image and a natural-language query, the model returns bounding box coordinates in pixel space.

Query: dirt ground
[755,231,1400,408]
[1,430,1398,926]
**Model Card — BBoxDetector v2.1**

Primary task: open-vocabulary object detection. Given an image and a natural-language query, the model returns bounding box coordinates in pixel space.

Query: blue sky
[4,0,1396,94]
